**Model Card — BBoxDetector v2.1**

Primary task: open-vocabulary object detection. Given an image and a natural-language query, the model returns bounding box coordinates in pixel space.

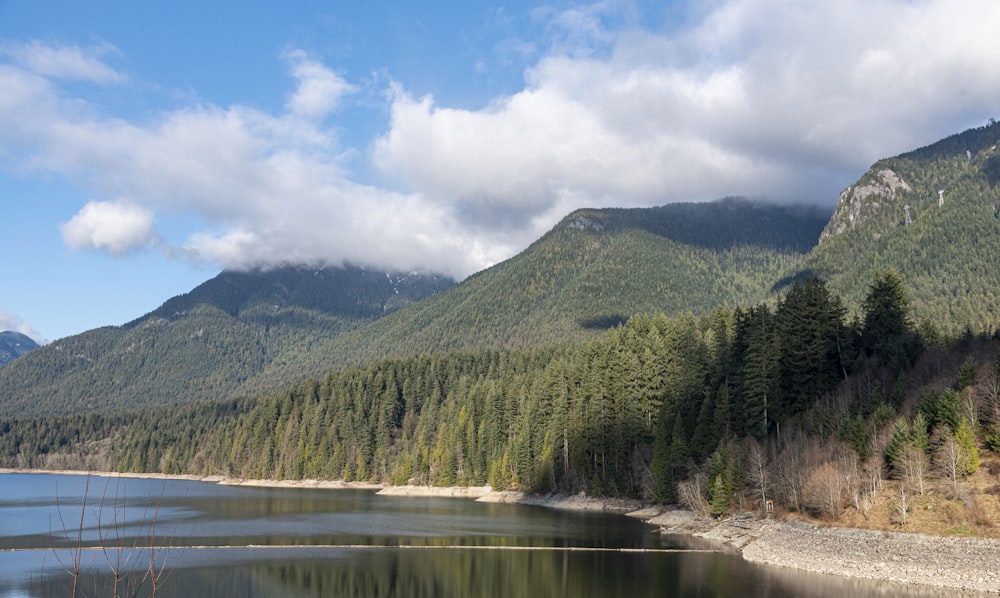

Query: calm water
[0,473,966,597]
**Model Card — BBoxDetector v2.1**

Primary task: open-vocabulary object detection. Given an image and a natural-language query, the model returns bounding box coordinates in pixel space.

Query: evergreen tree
[738,305,779,438]
[774,279,847,419]
[861,270,920,369]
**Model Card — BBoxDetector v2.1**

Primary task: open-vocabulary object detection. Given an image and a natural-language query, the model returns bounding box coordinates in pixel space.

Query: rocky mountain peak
[820,168,912,243]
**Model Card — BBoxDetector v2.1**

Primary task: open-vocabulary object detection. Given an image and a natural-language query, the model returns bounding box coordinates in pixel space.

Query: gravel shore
[742,518,1000,593]
[646,509,1000,594]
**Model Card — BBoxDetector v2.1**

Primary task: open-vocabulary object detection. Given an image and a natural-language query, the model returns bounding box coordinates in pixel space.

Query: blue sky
[1,0,999,343]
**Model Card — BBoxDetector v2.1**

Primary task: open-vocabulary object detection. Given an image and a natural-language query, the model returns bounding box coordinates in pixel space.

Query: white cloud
[2,0,1000,282]
[0,42,489,278]
[60,200,157,254]
[374,0,1000,240]
[283,48,356,120]
[0,40,122,83]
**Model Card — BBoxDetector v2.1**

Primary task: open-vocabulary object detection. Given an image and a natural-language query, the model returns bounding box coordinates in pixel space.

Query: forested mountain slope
[0,266,453,417]
[793,120,1000,332]
[0,199,828,417]
[291,198,829,369]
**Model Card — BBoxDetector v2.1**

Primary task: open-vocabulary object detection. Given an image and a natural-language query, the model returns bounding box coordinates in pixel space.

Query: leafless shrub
[52,475,173,597]
[900,445,929,496]
[967,496,993,527]
[892,486,910,527]
[677,472,711,517]
[803,461,846,519]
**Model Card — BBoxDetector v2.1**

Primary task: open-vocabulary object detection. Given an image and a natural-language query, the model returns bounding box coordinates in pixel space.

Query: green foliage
[774,279,848,418]
[885,417,910,473]
[7,266,1000,516]
[0,275,858,498]
[710,474,730,517]
[911,411,931,454]
[314,199,828,371]
[921,389,962,433]
[843,402,897,461]
[958,356,977,390]
[983,424,1000,453]
[793,120,1000,336]
[955,419,980,475]
[860,269,920,370]
[707,440,743,516]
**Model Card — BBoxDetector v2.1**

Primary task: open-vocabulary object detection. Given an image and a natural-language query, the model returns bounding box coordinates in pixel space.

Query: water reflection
[1,474,989,597]
[25,546,984,598]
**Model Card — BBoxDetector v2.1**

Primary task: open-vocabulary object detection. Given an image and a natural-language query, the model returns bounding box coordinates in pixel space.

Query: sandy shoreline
[4,468,999,592]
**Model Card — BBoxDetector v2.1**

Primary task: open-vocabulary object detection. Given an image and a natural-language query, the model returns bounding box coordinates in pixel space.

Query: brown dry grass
[827,453,1000,537]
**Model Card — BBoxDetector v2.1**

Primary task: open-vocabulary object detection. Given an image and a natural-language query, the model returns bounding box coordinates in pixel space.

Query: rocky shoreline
[646,509,1000,594]
[6,469,999,593]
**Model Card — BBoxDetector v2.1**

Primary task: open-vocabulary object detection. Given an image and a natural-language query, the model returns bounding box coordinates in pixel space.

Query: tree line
[3,271,1000,520]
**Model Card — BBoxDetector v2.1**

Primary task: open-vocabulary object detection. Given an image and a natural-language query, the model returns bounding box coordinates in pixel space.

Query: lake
[0,473,954,597]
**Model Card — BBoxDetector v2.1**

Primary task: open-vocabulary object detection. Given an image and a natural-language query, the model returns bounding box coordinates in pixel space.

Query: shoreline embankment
[4,469,998,593]
[646,508,1000,594]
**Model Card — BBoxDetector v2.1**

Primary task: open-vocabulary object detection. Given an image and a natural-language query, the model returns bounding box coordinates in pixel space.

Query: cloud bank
[1,0,998,280]
[0,309,42,343]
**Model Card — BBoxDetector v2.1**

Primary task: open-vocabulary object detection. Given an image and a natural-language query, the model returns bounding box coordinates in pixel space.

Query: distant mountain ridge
[0,266,453,416]
[0,331,39,366]
[137,265,452,325]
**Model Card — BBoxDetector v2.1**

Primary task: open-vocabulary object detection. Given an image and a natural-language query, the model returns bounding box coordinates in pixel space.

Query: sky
[1,0,999,344]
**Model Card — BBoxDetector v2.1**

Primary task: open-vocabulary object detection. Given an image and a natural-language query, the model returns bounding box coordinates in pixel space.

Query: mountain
[0,199,827,417]
[788,120,1000,333]
[280,198,830,369]
[0,266,453,416]
[0,331,39,366]
[6,121,1000,419]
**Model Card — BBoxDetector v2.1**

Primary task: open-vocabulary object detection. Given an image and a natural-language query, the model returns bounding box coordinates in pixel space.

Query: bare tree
[892,485,910,526]
[961,388,981,430]
[935,432,966,499]
[852,456,883,521]
[677,472,710,517]
[771,432,824,514]
[53,477,90,598]
[899,445,928,496]
[803,461,845,519]
[745,437,769,516]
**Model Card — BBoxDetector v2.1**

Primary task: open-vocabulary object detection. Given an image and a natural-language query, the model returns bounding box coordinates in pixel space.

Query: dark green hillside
[143,266,449,324]
[0,266,453,417]
[293,199,829,369]
[794,120,1000,332]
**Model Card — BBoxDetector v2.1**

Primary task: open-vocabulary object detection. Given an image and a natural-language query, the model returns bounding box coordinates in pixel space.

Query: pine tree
[861,269,920,369]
